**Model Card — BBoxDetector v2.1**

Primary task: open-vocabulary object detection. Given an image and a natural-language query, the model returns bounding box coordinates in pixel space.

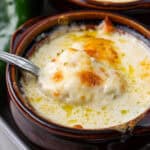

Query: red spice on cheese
[73,124,83,129]
[84,37,119,65]
[52,71,63,82]
[78,70,102,87]
[53,91,60,97]
[51,58,56,62]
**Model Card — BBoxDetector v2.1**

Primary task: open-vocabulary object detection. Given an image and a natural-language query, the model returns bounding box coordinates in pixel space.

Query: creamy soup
[21,18,150,130]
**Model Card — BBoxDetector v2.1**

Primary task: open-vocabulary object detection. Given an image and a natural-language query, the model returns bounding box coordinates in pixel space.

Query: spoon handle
[0,50,39,76]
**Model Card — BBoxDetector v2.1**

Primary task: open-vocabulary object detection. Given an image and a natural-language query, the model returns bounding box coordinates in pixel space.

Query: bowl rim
[86,0,142,7]
[6,11,150,139]
[67,0,150,10]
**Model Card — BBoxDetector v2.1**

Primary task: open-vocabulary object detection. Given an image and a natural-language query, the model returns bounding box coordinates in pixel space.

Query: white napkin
[0,117,28,150]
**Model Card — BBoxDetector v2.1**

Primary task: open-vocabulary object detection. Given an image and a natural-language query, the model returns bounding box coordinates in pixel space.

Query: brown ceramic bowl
[67,0,150,11]
[6,11,150,149]
[86,0,142,7]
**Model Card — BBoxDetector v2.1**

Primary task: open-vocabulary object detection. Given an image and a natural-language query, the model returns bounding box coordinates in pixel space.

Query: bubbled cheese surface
[21,24,150,130]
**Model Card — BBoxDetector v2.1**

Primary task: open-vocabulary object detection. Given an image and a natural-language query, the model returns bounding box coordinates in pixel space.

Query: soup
[21,18,150,130]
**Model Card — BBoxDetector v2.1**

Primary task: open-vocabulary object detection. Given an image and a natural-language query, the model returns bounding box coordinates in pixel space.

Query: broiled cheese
[38,48,124,104]
[21,21,150,130]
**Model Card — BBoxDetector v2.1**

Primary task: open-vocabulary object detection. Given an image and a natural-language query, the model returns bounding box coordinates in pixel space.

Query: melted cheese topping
[38,48,124,104]
[83,37,120,65]
[21,23,150,130]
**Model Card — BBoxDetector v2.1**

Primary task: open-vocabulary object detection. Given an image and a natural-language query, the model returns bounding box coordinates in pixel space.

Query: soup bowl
[67,0,150,11]
[6,11,150,149]
[86,0,143,7]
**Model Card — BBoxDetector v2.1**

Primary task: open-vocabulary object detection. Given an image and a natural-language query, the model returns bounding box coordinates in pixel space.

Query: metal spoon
[0,50,39,76]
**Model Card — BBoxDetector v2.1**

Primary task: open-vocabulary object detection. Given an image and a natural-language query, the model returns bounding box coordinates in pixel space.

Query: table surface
[1,0,150,150]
